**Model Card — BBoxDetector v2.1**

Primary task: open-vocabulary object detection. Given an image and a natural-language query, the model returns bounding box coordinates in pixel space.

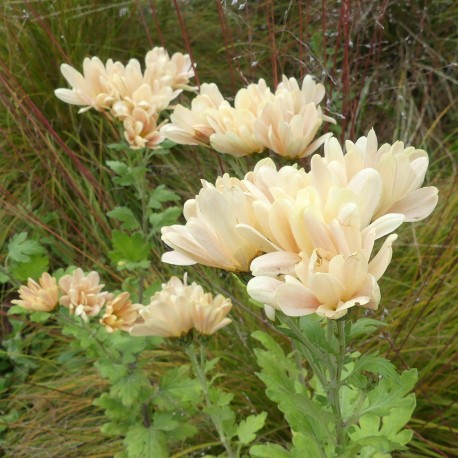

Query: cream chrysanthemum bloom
[130,275,231,338]
[144,47,195,90]
[312,129,439,222]
[161,175,265,271]
[12,272,58,312]
[192,293,232,335]
[54,57,124,112]
[161,83,228,145]
[100,292,142,333]
[130,276,198,337]
[248,249,385,320]
[59,268,111,321]
[122,108,166,149]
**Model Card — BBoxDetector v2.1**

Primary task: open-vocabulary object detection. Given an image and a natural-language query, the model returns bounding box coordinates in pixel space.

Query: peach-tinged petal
[387,186,438,222]
[247,276,284,308]
[276,282,320,316]
[368,234,398,280]
[362,213,405,239]
[308,272,344,307]
[250,251,301,277]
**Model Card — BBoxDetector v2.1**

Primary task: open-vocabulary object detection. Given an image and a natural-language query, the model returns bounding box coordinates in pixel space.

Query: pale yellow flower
[191,293,232,335]
[254,98,331,158]
[100,292,142,333]
[248,245,394,319]
[144,47,195,90]
[130,276,199,338]
[161,83,228,145]
[54,57,124,112]
[233,79,274,115]
[122,108,165,149]
[12,272,58,312]
[313,129,439,222]
[59,268,111,321]
[161,175,264,271]
[207,105,264,157]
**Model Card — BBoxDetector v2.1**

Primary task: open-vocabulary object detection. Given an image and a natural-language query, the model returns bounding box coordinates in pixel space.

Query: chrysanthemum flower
[100,292,142,333]
[130,275,231,338]
[191,293,232,335]
[59,268,111,321]
[12,272,59,312]
[161,176,265,271]
[312,129,439,222]
[161,83,228,145]
[54,57,124,112]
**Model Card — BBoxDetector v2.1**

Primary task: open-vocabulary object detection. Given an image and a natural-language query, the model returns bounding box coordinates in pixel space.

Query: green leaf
[154,366,201,410]
[209,386,234,406]
[149,207,182,232]
[110,371,150,406]
[345,353,398,383]
[10,254,49,282]
[0,272,9,283]
[107,207,141,231]
[124,425,168,458]
[29,311,51,323]
[237,412,267,445]
[7,232,45,263]
[250,443,291,458]
[109,230,151,271]
[148,185,180,209]
[8,305,28,315]
[106,160,147,187]
[350,318,386,340]
[360,369,418,417]
[299,315,334,354]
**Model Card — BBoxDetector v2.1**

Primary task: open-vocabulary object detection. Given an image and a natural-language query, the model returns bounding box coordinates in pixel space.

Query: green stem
[131,148,150,304]
[327,319,347,454]
[186,343,236,458]
[279,315,328,388]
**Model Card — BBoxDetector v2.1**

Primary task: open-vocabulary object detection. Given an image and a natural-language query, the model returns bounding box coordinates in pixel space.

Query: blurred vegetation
[0,0,456,456]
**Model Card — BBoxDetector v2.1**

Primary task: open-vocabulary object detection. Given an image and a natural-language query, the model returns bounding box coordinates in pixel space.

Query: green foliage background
[0,0,456,456]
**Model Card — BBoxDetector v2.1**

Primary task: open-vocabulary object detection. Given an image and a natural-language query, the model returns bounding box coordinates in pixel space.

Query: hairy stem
[186,343,236,458]
[327,319,346,453]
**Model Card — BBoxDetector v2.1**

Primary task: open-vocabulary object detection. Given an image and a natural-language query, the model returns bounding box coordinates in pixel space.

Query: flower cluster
[130,275,232,338]
[161,129,438,319]
[161,75,335,159]
[55,47,195,149]
[12,270,231,336]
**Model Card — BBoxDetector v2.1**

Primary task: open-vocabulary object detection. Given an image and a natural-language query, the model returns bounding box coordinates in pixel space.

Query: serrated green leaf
[8,232,45,263]
[361,369,418,417]
[148,185,180,209]
[110,371,150,406]
[291,432,327,458]
[106,161,146,187]
[10,255,49,282]
[107,160,128,175]
[250,443,290,458]
[299,314,334,353]
[237,412,267,445]
[345,353,398,383]
[124,425,168,458]
[209,386,234,406]
[109,230,151,271]
[154,366,201,409]
[107,207,141,230]
[29,311,51,323]
[149,206,181,232]
[350,318,386,339]
[8,305,28,315]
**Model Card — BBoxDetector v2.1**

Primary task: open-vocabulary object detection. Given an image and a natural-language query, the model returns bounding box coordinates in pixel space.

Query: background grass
[0,0,456,456]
